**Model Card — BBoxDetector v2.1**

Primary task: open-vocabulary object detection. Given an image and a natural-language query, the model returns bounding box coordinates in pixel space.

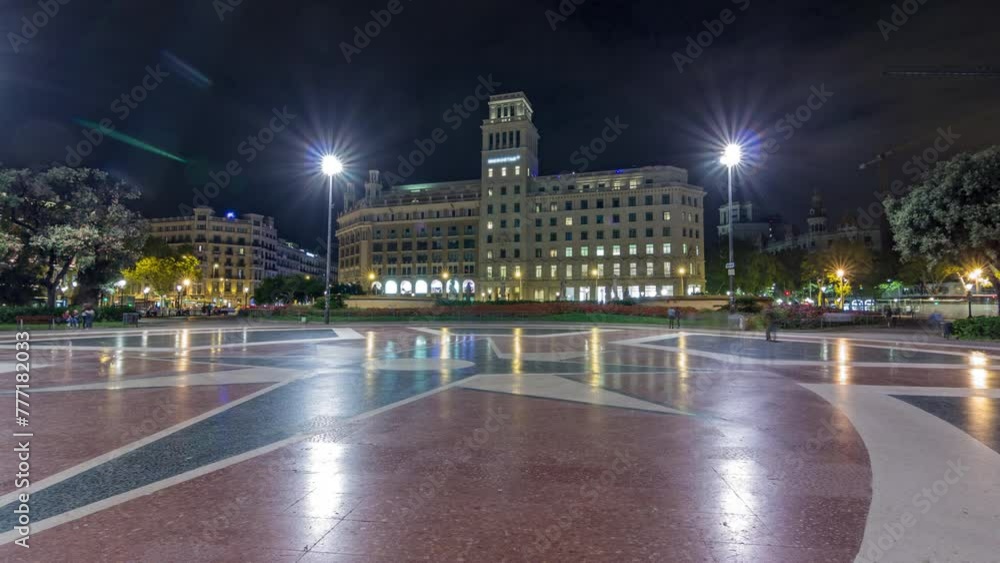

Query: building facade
[717,200,785,249]
[149,207,322,304]
[336,92,707,301]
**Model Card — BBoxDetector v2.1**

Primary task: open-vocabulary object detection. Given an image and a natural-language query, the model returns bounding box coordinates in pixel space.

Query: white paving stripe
[802,383,1000,563]
[23,367,299,393]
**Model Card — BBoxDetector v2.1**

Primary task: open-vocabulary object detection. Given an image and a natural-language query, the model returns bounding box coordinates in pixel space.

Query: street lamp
[678,266,687,297]
[320,154,343,324]
[175,284,183,309]
[514,270,522,301]
[966,283,974,318]
[591,268,599,302]
[116,279,127,307]
[720,143,742,312]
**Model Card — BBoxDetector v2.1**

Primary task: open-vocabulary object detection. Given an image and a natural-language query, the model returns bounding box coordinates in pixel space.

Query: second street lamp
[720,144,742,312]
[320,155,344,324]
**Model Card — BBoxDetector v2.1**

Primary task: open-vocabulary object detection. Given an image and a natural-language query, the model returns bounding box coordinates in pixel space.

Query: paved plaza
[0,322,998,562]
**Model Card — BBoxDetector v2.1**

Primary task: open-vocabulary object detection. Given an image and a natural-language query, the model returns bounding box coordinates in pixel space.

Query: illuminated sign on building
[487,155,521,165]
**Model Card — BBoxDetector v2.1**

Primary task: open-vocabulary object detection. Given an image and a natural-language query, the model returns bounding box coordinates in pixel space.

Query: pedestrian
[883,305,894,328]
[667,307,677,329]
[765,308,778,342]
[82,305,95,329]
[70,309,80,328]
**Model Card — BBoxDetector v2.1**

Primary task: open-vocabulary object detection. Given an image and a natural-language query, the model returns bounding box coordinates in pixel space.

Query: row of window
[483,261,699,280]
[484,225,702,240]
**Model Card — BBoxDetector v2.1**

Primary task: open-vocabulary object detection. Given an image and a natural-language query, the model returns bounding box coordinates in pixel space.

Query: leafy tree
[886,146,1000,313]
[253,275,325,304]
[0,166,146,307]
[801,240,875,292]
[122,255,201,298]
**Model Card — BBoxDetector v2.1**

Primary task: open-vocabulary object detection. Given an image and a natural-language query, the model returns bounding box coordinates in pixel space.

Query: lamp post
[678,267,686,297]
[514,270,522,301]
[835,269,846,309]
[116,279,127,307]
[720,144,742,312]
[320,155,344,324]
[964,283,974,319]
[175,285,183,309]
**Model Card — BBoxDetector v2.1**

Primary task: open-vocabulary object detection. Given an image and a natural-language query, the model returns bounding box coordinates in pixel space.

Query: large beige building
[149,207,324,304]
[337,92,706,301]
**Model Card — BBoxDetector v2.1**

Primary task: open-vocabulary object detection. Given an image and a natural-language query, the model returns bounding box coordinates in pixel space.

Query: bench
[15,315,56,329]
[820,313,854,327]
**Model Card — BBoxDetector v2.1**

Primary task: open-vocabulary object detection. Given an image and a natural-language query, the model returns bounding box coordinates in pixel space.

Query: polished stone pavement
[0,322,998,562]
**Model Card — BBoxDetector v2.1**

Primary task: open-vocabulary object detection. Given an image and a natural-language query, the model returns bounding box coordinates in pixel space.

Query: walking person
[765,308,778,342]
[667,307,677,329]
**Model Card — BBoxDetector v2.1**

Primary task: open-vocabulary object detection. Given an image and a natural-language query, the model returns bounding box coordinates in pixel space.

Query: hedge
[952,316,1000,340]
[0,305,136,324]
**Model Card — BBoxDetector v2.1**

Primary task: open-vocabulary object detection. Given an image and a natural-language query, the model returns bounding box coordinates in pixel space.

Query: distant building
[336,92,708,301]
[149,207,323,304]
[717,200,785,249]
[763,192,883,254]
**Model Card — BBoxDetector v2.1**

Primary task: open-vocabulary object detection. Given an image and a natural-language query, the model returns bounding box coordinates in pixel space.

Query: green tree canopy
[886,145,1000,312]
[122,255,201,297]
[0,166,147,306]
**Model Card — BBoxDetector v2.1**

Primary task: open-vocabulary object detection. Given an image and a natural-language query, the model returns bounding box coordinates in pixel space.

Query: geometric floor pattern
[0,321,998,562]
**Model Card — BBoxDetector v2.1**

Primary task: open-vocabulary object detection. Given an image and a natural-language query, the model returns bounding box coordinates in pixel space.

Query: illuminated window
[664,262,672,276]
[487,221,494,230]
[662,243,672,254]
[487,250,494,259]
[565,247,573,258]
[550,264,558,278]
[630,263,638,277]
[580,246,589,257]
[488,168,494,178]
[535,265,542,278]
[487,266,494,279]
[596,246,605,257]
[645,244,654,255]
[597,264,605,276]
[612,245,621,256]
[663,211,671,221]
[565,217,573,226]
[629,244,637,256]
[549,249,558,258]
[501,167,508,177]
[646,262,654,276]
[566,265,573,279]
[683,243,688,254]
[500,265,507,278]
[613,263,621,276]
[629,179,639,189]
[515,166,521,175]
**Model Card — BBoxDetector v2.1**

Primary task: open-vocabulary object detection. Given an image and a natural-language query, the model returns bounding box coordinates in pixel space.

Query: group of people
[60,306,96,329]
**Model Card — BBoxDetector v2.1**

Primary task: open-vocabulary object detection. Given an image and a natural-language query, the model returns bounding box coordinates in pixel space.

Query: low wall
[345,296,437,310]
[638,296,764,312]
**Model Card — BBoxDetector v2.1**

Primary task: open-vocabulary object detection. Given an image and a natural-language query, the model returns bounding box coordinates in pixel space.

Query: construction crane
[860,66,1000,193]
[883,66,1000,79]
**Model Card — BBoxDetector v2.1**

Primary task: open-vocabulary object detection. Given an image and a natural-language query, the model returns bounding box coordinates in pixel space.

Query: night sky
[2,0,998,253]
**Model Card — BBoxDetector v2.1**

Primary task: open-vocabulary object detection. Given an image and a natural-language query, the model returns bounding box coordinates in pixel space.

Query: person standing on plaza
[667,307,677,329]
[82,305,95,329]
[765,308,778,342]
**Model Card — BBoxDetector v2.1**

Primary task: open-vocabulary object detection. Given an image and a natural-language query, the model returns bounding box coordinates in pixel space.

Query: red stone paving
[0,386,871,562]
[0,383,269,493]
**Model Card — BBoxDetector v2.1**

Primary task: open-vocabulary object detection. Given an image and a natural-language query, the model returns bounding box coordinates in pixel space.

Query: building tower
[343,182,356,209]
[477,92,540,299]
[807,190,828,234]
[364,170,382,202]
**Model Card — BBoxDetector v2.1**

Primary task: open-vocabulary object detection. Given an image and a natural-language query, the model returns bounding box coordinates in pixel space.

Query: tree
[801,240,875,293]
[886,146,1000,313]
[0,166,147,307]
[122,255,201,298]
[253,275,325,305]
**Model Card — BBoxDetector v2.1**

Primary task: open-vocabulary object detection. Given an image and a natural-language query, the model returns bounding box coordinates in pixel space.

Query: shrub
[0,304,135,324]
[953,317,1000,340]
